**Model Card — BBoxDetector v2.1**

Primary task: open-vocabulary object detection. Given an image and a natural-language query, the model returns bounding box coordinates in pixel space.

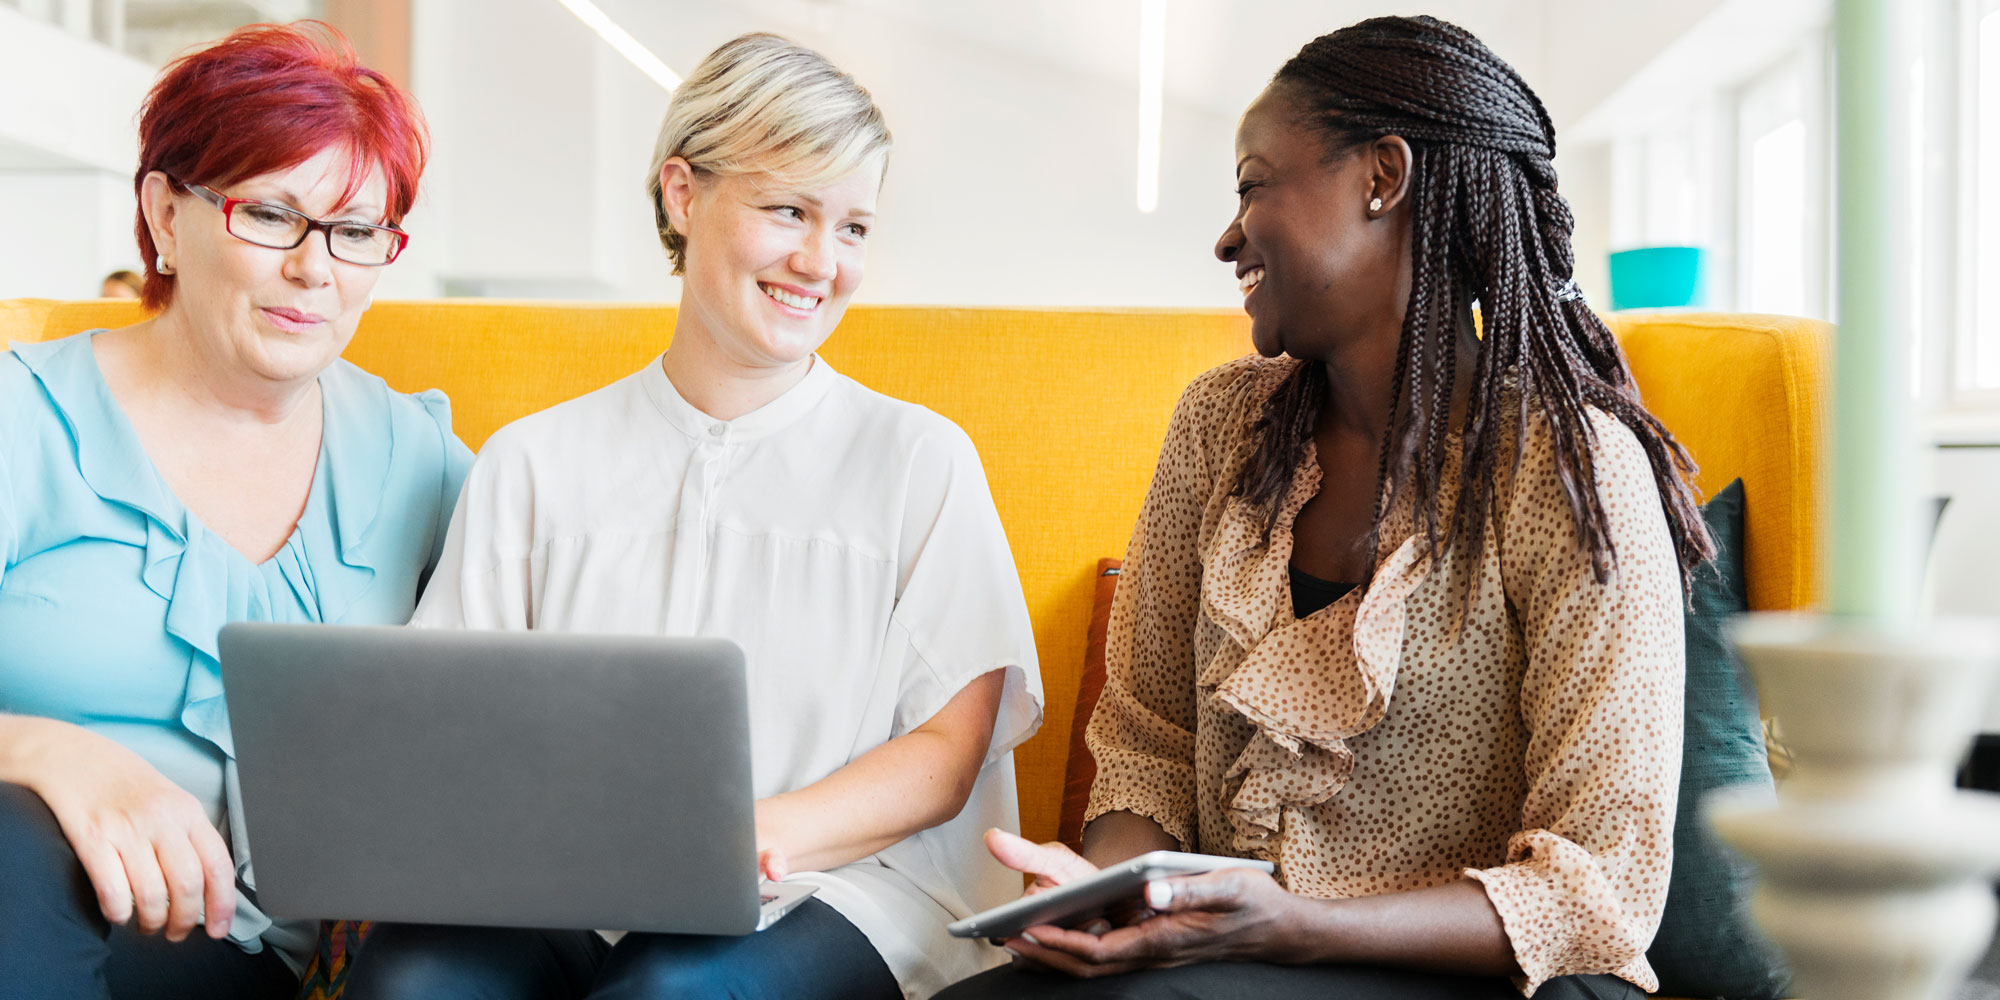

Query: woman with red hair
[0,22,468,999]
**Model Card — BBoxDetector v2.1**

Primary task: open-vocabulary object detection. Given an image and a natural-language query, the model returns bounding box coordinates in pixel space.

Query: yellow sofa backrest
[1,298,1252,844]
[2,299,1827,843]
[1606,311,1831,613]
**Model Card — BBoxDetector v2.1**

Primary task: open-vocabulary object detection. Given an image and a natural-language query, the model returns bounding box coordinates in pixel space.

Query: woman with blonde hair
[344,33,1043,1000]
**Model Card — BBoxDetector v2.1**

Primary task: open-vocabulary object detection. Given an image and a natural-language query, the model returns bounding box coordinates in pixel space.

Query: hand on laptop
[758,846,789,882]
[753,802,789,882]
[0,716,236,941]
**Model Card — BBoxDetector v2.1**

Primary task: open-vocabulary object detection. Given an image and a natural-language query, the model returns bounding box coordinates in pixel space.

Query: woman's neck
[105,314,319,429]
[1315,300,1480,443]
[660,315,813,422]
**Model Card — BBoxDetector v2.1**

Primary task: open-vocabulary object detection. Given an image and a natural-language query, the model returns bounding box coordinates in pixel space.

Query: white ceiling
[84,0,1762,140]
[704,0,1551,125]
[856,0,1544,120]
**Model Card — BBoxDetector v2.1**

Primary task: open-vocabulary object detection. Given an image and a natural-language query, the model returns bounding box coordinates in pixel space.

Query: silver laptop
[217,623,815,934]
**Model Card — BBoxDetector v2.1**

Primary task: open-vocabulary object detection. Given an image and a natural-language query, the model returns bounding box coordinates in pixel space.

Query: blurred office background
[1,0,1878,314]
[9,0,2000,656]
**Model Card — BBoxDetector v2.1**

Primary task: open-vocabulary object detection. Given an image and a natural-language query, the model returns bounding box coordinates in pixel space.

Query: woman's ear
[1368,135,1415,216]
[139,171,180,269]
[658,156,698,237]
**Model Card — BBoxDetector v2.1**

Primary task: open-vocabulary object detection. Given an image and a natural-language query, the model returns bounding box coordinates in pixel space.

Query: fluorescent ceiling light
[1136,0,1166,213]
[552,0,682,91]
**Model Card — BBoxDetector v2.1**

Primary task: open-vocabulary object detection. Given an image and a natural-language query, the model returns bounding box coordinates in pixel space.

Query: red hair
[134,21,428,310]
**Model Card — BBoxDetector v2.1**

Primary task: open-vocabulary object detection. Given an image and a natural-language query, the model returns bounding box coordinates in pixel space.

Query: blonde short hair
[646,33,892,275]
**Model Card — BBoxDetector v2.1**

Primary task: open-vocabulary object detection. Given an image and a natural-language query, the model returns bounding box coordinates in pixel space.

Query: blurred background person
[100,269,144,299]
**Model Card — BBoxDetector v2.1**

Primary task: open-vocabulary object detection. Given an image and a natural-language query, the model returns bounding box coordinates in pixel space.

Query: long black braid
[1234,16,1714,598]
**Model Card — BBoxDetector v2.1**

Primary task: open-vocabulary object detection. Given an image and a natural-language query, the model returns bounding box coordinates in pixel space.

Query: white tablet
[946,851,1276,939]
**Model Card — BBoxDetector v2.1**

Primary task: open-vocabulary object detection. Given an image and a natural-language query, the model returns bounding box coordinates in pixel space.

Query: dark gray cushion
[1646,479,1791,1000]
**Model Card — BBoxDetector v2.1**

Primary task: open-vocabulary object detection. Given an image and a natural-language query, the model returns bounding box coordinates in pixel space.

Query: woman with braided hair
[941,15,1709,1000]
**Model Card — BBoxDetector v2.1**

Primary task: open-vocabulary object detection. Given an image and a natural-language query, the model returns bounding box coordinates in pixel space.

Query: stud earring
[1368,197,1384,213]
[155,254,174,275]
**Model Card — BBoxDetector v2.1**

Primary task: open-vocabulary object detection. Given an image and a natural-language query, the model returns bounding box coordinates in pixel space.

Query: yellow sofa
[0,298,1827,845]
[2,299,1829,998]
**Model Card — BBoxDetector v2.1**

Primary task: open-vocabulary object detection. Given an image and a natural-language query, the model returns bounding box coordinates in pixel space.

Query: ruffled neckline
[11,331,398,757]
[1195,361,1456,856]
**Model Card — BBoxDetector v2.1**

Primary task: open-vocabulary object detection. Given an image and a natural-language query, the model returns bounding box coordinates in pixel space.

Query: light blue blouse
[0,330,472,971]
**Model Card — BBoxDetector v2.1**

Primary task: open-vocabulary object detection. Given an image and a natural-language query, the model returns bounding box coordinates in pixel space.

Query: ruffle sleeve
[884,420,1042,763]
[1464,410,1685,995]
[413,388,475,580]
[1083,359,1262,850]
[0,419,14,585]
[409,417,539,630]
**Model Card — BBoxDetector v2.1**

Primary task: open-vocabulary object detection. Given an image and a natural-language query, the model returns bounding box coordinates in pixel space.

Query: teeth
[1239,269,1264,294]
[761,284,821,310]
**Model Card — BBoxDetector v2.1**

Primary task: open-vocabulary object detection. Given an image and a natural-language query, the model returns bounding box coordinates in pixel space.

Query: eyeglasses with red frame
[180,180,410,266]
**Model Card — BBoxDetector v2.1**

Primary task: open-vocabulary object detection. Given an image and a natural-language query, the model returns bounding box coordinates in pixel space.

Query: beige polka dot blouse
[1084,355,1685,995]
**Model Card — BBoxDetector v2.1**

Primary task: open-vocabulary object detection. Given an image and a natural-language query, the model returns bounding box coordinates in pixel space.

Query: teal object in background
[1608,246,1708,310]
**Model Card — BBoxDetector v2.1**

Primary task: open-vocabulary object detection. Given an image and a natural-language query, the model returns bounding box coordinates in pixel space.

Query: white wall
[1554,143,1612,309]
[0,172,142,299]
[0,0,1647,309]
[0,0,1803,311]
[404,0,1244,306]
[0,3,154,300]
[1926,448,2000,730]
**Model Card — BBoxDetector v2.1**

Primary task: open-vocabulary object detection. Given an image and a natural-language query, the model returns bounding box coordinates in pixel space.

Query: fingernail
[1001,945,1020,957]
[1146,879,1172,909]
[1019,931,1041,946]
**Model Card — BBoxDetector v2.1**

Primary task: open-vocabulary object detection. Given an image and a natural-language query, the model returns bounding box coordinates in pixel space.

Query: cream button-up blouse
[415,355,1044,1000]
[1084,356,1684,994]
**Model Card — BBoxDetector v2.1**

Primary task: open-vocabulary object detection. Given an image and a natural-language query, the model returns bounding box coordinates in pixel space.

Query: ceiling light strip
[1136,0,1166,213]
[552,0,683,91]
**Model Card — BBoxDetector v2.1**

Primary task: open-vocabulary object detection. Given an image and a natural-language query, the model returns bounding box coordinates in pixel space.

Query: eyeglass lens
[228,202,401,265]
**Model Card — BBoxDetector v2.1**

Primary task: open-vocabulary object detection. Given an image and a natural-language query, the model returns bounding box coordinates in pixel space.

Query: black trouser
[0,781,298,1000]
[937,960,1646,999]
[345,899,900,1000]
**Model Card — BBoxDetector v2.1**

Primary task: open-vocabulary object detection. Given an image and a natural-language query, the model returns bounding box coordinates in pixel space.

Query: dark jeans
[0,781,298,1000]
[936,962,1646,1000]
[345,898,900,1000]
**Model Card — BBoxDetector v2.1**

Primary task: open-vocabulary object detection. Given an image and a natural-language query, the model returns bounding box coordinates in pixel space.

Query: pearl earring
[1368,197,1384,213]
[155,254,174,275]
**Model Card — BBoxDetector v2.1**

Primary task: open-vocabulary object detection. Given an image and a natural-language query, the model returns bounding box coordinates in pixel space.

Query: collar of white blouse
[641,353,839,446]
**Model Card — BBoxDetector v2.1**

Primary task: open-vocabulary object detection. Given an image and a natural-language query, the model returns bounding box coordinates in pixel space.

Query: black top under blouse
[1288,563,1359,619]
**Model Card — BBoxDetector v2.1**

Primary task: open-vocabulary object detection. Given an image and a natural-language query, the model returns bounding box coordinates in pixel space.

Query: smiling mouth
[760,283,822,312]
[1239,268,1265,296]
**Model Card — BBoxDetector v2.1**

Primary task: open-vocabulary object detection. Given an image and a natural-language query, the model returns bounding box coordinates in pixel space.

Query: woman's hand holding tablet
[948,847,1274,940]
